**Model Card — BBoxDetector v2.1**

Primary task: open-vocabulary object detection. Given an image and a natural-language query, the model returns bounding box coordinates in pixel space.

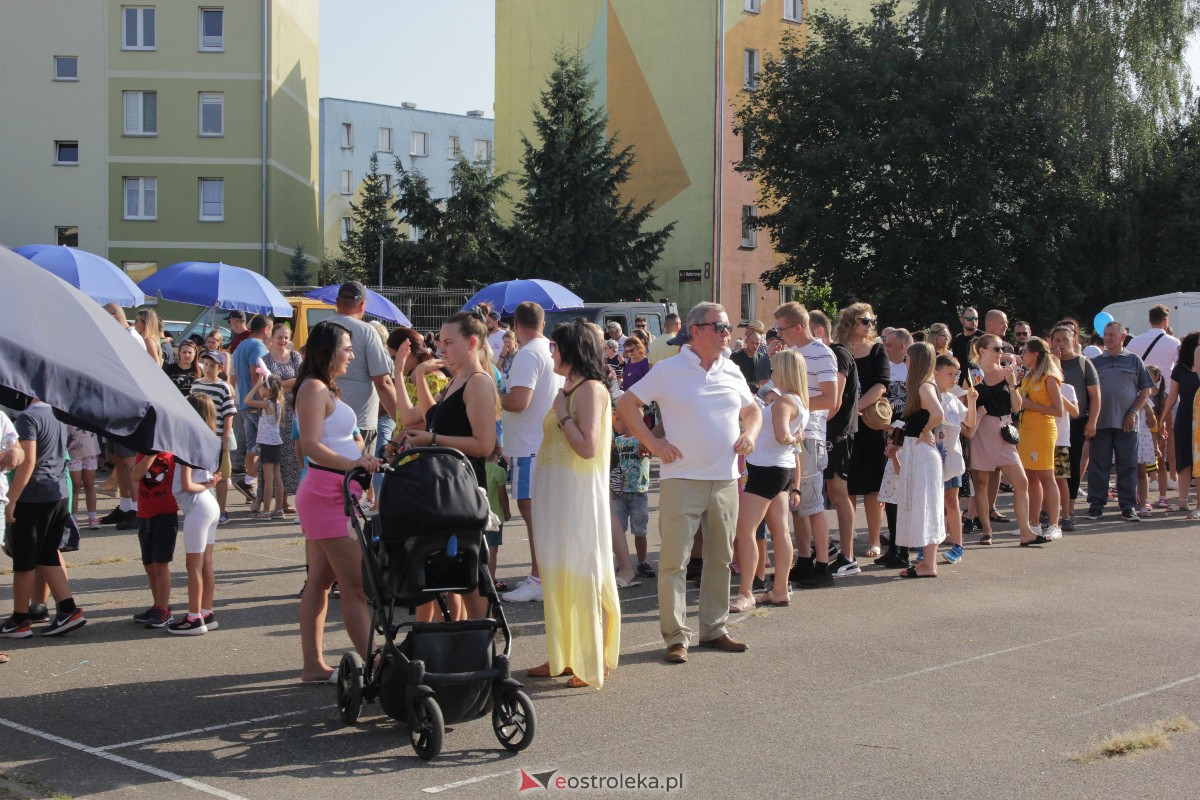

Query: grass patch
[217,543,241,552]
[0,770,71,799]
[72,556,127,567]
[0,568,10,577]
[282,537,305,546]
[1070,715,1197,763]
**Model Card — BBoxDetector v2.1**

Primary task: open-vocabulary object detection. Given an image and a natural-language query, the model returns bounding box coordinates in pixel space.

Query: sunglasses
[1015,331,1030,337]
[695,322,734,334]
[858,317,876,326]
[962,316,979,322]
[986,345,1004,352]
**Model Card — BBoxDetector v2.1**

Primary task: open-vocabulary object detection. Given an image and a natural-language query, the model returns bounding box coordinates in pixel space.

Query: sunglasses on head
[695,322,734,334]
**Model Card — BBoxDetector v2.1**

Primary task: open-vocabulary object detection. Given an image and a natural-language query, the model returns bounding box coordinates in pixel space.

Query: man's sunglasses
[962,316,979,322]
[694,322,734,334]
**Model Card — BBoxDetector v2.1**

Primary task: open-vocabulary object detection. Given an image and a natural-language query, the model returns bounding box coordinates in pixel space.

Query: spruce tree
[285,242,310,286]
[506,49,673,301]
[338,152,399,285]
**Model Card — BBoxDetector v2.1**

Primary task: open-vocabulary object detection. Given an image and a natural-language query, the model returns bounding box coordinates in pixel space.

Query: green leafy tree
[505,49,674,301]
[338,152,400,285]
[285,242,311,286]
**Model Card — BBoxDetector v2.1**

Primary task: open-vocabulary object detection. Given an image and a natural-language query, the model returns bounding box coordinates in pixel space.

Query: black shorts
[823,434,854,481]
[9,499,71,571]
[138,514,178,565]
[744,464,794,500]
[258,443,283,464]
[107,438,137,459]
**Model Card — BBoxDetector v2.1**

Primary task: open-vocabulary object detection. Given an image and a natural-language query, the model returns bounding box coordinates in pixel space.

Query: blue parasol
[460,279,584,314]
[138,261,293,317]
[304,284,412,326]
[13,244,144,307]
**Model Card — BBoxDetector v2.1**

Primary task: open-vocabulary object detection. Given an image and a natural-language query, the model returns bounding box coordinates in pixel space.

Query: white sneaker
[1045,524,1063,541]
[1168,479,1179,491]
[501,577,543,602]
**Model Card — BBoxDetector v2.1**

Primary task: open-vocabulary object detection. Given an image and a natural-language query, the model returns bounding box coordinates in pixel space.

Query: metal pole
[378,239,384,289]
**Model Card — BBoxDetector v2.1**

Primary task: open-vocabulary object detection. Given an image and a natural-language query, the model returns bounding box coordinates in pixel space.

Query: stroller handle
[342,463,392,517]
[341,446,474,516]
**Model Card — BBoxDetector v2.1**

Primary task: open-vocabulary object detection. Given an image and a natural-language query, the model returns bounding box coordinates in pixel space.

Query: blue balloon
[1093,311,1114,332]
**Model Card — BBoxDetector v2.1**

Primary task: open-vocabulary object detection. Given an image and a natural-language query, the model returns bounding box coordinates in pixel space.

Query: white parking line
[421,769,522,794]
[0,717,249,800]
[1067,672,1200,719]
[93,707,329,751]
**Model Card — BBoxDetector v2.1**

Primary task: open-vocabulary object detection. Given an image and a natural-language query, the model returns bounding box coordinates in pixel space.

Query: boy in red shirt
[130,452,178,628]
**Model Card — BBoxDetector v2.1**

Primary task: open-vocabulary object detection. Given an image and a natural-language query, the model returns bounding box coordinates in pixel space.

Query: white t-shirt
[1126,327,1179,382]
[1082,345,1103,359]
[502,337,562,456]
[1056,383,1077,447]
[793,340,837,440]
[0,409,17,498]
[487,329,506,363]
[938,391,968,479]
[626,345,755,481]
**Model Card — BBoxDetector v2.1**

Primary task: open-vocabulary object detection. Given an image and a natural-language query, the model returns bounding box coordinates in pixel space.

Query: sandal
[865,545,882,558]
[979,534,992,545]
[728,593,756,614]
[989,511,1010,523]
[527,662,572,678]
[1186,509,1200,521]
[565,669,608,688]
[0,652,8,664]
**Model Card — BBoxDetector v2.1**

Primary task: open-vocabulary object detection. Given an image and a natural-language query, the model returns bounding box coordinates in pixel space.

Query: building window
[199,178,224,221]
[340,217,353,241]
[447,135,461,159]
[199,93,224,136]
[122,6,156,50]
[740,283,755,324]
[745,0,761,12]
[744,49,760,90]
[339,170,353,195]
[410,131,428,157]
[473,139,493,162]
[123,91,157,135]
[741,205,758,248]
[199,8,224,51]
[55,141,80,165]
[124,177,157,220]
[784,0,803,22]
[56,226,79,247]
[382,174,393,194]
[123,261,157,285]
[54,56,78,81]
[340,122,353,148]
[741,128,755,161]
[378,127,394,152]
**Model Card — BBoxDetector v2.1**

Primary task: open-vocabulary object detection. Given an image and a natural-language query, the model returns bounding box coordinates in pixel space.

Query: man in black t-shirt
[950,307,983,386]
[731,321,767,391]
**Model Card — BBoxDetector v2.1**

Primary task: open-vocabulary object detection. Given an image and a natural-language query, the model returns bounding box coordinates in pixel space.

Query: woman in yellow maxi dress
[526,320,621,689]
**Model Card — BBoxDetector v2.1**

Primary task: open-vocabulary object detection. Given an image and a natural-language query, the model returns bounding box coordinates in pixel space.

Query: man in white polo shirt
[773,301,840,589]
[500,301,563,602]
[618,302,761,664]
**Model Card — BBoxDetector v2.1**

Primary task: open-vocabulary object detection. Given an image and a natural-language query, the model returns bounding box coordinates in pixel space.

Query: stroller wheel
[337,652,365,724]
[409,696,444,760]
[493,689,536,752]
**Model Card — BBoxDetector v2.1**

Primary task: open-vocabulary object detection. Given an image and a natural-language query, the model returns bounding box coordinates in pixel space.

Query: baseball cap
[765,329,781,341]
[745,319,766,334]
[667,329,690,347]
[225,310,246,321]
[488,310,501,320]
[200,350,226,366]
[337,281,367,302]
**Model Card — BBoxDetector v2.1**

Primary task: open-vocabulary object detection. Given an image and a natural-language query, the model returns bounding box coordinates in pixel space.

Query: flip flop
[0,652,9,664]
[301,671,337,685]
[615,576,642,589]
[729,594,756,613]
[755,595,791,607]
[1019,535,1050,547]
[899,567,937,579]
[565,670,608,689]
[989,512,1010,523]
[978,534,992,545]
[527,663,572,678]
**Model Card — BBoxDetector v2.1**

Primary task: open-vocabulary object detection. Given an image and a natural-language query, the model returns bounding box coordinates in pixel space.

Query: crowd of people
[3,285,1194,685]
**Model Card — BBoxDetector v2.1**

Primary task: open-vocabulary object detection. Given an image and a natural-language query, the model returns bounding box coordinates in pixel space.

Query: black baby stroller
[336,447,535,760]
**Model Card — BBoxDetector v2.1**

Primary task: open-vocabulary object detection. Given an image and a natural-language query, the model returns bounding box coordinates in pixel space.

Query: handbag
[999,415,1021,445]
[861,396,894,431]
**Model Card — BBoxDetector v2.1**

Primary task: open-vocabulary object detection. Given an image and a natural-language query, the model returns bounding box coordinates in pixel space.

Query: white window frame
[54,141,80,165]
[447,135,461,159]
[123,90,157,136]
[124,177,157,221]
[54,56,78,81]
[199,93,224,137]
[199,8,224,51]
[741,205,758,248]
[382,174,393,194]
[740,283,756,324]
[378,127,394,152]
[473,139,493,162]
[340,122,353,149]
[340,217,353,241]
[410,131,428,157]
[745,0,761,13]
[783,0,803,22]
[339,170,353,195]
[199,178,224,222]
[122,6,156,51]
[744,48,760,90]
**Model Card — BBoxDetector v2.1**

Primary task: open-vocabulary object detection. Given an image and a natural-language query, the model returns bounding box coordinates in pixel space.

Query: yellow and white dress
[531,386,620,688]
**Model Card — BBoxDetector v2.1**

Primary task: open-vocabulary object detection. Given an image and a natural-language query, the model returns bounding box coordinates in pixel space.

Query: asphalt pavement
[1,482,1198,799]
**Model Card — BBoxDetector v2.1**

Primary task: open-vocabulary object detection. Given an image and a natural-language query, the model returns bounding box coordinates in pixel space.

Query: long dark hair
[386,325,433,365]
[292,321,349,401]
[1180,331,1200,370]
[552,319,607,383]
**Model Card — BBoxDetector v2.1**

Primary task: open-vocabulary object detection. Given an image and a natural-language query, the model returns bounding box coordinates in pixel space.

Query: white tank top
[320,398,361,461]
[748,394,807,469]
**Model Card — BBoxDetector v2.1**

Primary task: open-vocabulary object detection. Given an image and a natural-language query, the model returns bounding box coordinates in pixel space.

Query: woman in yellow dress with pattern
[1017,337,1064,542]
[525,319,620,689]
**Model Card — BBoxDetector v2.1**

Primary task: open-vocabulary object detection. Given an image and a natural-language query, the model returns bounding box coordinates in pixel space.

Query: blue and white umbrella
[304,284,412,326]
[13,244,144,307]
[138,261,293,317]
[460,279,584,314]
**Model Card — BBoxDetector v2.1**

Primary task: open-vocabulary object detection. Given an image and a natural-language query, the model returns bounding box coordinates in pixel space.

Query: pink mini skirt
[295,466,362,541]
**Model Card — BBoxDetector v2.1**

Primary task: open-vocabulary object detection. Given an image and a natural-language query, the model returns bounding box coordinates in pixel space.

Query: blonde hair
[902,343,935,417]
[834,303,873,345]
[971,332,1002,362]
[1022,336,1063,388]
[773,301,808,330]
[367,319,389,346]
[771,349,810,407]
[187,393,217,433]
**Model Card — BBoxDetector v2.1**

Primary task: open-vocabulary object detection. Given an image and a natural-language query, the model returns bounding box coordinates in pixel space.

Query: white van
[1102,292,1200,336]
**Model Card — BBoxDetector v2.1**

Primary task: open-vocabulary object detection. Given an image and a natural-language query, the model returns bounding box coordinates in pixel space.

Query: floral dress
[263,349,303,495]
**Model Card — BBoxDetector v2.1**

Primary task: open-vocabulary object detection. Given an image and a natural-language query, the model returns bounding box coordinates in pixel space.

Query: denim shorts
[241,409,260,454]
[610,491,649,537]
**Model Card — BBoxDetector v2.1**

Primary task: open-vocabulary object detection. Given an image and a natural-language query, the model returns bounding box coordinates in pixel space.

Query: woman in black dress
[838,304,890,557]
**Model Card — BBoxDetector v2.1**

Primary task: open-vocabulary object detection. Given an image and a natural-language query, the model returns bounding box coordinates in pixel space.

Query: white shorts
[69,456,99,472]
[176,490,219,554]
